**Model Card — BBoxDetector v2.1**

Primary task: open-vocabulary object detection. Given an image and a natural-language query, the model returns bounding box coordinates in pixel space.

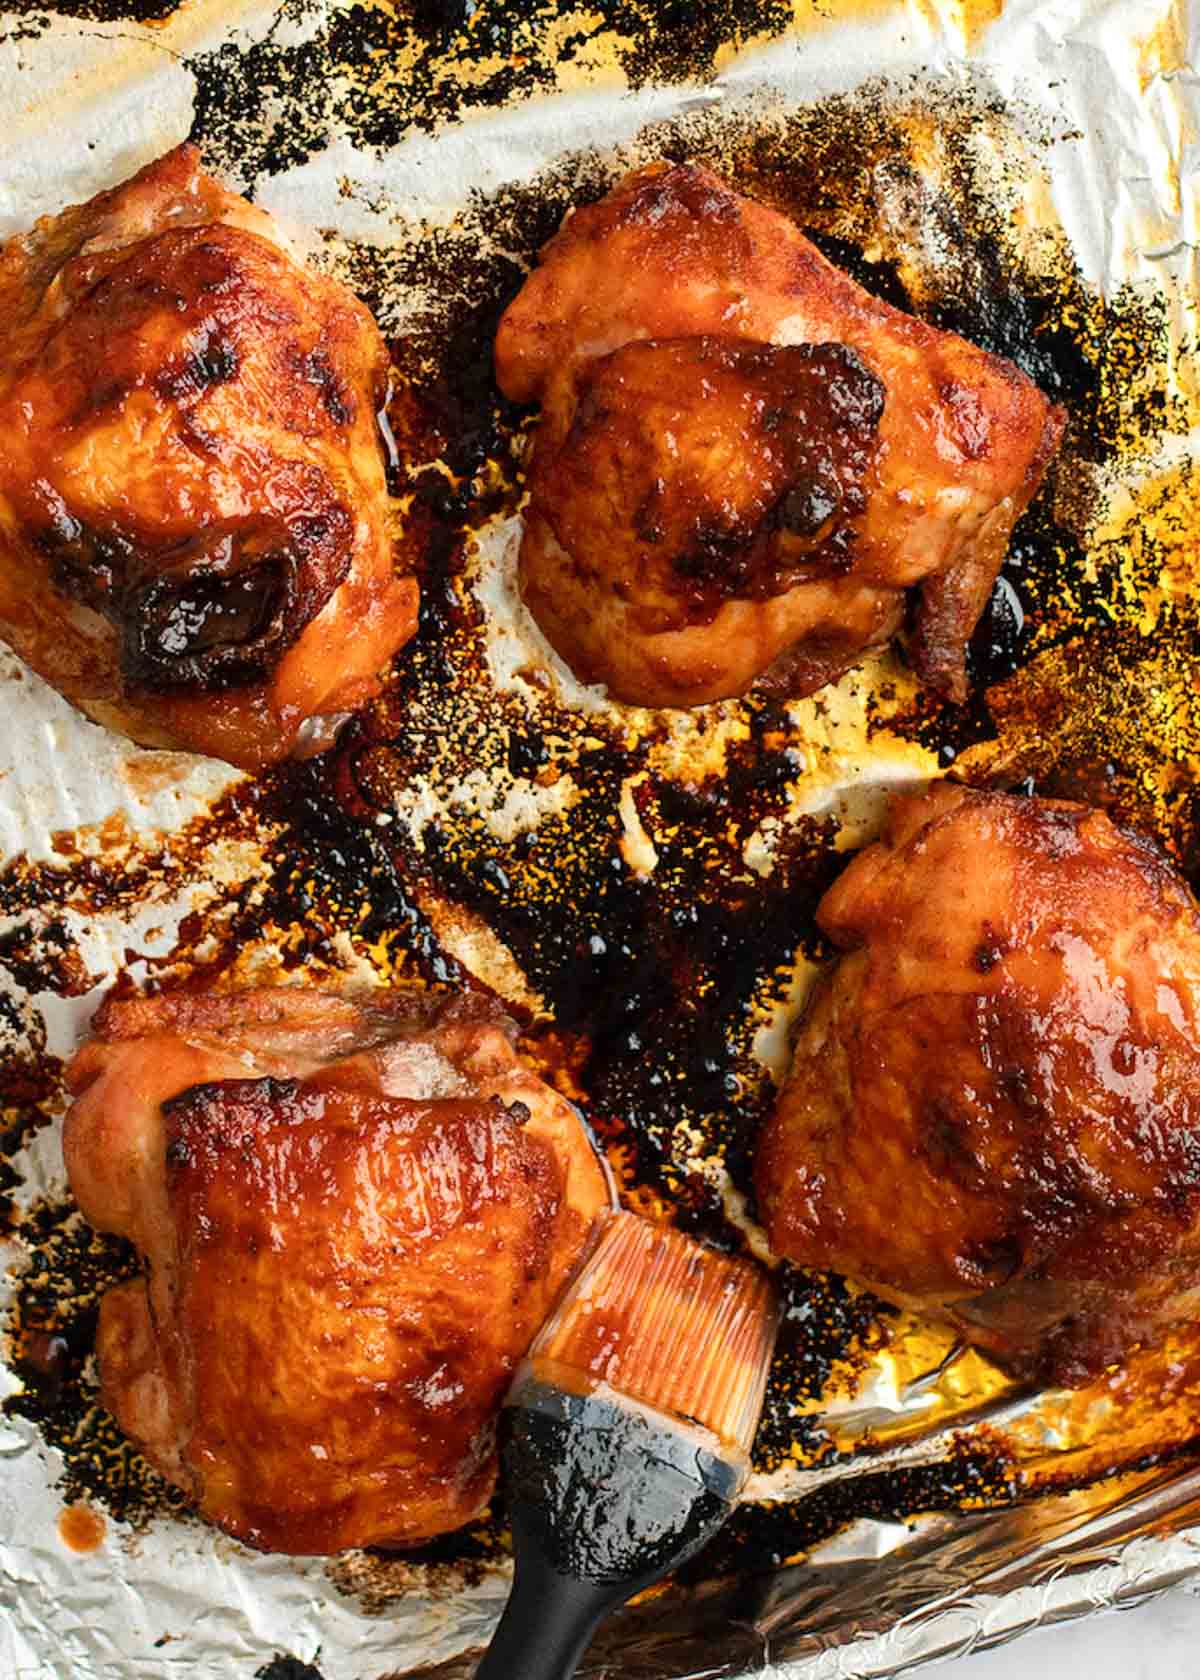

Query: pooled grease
[0,52,1197,1673]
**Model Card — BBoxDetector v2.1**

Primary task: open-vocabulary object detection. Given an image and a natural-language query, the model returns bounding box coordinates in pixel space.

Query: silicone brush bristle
[531,1211,779,1454]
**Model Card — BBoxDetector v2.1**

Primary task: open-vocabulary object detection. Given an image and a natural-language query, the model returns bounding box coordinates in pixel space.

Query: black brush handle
[474,1381,742,1680]
[474,1552,625,1680]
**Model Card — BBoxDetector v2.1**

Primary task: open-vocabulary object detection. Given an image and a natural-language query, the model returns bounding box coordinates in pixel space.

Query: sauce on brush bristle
[533,1213,778,1452]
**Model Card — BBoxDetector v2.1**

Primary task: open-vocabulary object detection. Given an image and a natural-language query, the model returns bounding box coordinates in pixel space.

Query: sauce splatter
[57,1502,106,1553]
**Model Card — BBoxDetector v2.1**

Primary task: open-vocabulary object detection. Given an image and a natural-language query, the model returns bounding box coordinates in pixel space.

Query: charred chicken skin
[0,144,417,769]
[495,163,1065,708]
[756,784,1200,1386]
[63,988,609,1553]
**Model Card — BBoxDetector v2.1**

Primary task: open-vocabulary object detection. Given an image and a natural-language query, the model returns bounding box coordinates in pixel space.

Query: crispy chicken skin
[495,163,1065,708]
[63,987,610,1553]
[0,144,417,769]
[755,784,1200,1386]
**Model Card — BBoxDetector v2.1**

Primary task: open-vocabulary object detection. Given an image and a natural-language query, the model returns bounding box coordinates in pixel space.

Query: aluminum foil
[0,0,1199,1676]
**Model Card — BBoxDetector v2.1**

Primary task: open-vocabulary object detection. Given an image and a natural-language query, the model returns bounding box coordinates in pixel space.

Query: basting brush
[475,1210,780,1680]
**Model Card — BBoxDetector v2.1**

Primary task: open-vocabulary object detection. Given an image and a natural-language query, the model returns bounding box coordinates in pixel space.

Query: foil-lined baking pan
[1,1,1198,1675]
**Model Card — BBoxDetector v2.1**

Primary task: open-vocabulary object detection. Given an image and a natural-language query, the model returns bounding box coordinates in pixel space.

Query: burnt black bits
[188,0,801,160]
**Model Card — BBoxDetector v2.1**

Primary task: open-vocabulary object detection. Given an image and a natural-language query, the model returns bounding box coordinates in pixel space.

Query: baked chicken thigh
[755,784,1200,1386]
[64,987,609,1552]
[0,145,417,769]
[495,163,1065,708]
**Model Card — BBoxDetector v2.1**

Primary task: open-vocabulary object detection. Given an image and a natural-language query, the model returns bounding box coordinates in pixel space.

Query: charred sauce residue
[255,1658,327,1680]
[182,0,802,182]
[7,0,797,93]
[0,48,1197,1679]
[1,0,180,23]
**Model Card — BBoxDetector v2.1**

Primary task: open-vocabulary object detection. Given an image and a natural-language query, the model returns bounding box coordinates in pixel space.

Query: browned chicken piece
[755,784,1200,1386]
[0,144,417,770]
[63,987,610,1553]
[495,163,1065,708]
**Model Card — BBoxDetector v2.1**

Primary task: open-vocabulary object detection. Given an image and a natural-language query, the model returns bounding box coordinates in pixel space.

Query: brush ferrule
[509,1364,747,1503]
[500,1372,742,1587]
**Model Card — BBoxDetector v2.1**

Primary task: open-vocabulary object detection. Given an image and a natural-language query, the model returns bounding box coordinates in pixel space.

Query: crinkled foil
[0,1,1199,1677]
